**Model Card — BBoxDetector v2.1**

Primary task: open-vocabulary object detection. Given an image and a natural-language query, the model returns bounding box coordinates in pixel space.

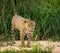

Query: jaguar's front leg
[27,33,32,48]
[20,31,25,47]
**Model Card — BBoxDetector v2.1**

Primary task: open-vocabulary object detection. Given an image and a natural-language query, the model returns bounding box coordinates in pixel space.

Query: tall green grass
[0,0,60,41]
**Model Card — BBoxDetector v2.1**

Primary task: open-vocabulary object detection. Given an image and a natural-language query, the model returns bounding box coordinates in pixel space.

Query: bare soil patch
[0,41,60,53]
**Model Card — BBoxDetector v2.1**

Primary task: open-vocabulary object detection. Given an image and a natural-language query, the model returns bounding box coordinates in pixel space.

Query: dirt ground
[0,41,60,53]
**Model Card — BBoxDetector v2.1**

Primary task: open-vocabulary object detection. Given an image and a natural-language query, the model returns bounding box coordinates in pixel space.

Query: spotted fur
[12,0,35,47]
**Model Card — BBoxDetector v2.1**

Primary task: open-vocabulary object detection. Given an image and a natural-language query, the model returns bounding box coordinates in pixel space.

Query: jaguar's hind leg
[11,24,16,44]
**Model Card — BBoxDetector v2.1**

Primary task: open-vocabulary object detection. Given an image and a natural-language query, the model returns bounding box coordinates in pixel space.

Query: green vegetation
[0,0,60,41]
[0,43,53,53]
[0,50,51,53]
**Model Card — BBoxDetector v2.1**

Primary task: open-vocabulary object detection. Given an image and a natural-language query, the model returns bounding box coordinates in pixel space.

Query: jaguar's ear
[24,20,27,23]
[34,21,35,25]
[24,19,29,23]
